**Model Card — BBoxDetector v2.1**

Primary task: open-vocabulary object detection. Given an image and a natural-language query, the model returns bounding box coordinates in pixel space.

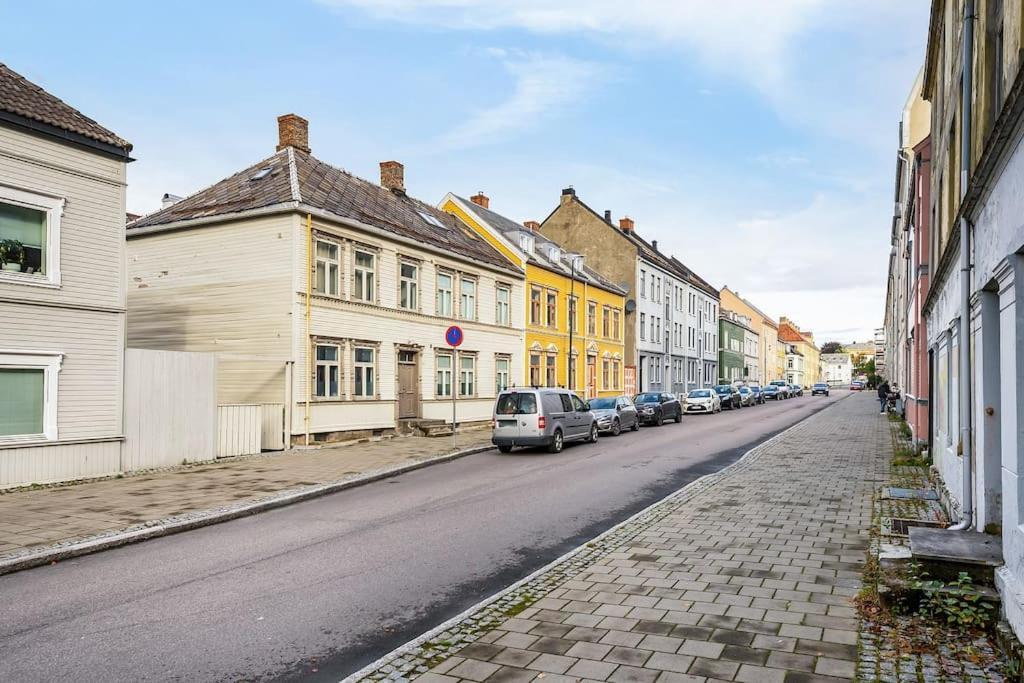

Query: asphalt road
[0,391,846,682]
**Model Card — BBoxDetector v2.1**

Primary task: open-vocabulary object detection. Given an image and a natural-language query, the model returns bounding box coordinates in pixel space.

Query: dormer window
[519,232,534,253]
[547,245,560,263]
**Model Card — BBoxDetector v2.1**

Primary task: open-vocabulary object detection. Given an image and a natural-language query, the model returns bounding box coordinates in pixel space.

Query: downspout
[950,0,975,531]
[304,213,312,447]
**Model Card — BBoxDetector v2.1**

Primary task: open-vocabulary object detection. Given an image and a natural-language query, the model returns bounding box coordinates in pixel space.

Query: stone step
[909,527,1004,584]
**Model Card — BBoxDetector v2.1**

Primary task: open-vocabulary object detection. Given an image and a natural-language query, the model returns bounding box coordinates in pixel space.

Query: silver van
[492,388,599,453]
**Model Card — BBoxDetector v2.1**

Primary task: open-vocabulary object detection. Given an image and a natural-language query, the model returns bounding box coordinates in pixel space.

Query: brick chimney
[560,187,575,205]
[523,220,540,232]
[619,216,635,233]
[380,161,405,194]
[276,114,310,153]
[470,192,489,209]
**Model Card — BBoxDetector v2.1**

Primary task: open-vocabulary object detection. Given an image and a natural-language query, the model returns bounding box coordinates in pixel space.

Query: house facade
[440,192,626,398]
[719,286,779,383]
[783,345,805,386]
[0,64,132,486]
[539,188,719,394]
[779,317,821,386]
[127,115,524,445]
[718,310,753,384]
[920,0,1024,641]
[821,353,853,386]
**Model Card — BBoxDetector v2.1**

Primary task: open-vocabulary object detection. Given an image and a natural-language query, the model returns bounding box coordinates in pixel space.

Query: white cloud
[429,51,604,151]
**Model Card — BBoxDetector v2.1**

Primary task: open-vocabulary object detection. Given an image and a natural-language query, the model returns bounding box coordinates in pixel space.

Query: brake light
[537,416,546,430]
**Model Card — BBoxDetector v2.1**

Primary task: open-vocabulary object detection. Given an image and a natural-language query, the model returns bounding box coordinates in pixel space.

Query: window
[640,313,646,340]
[495,356,510,393]
[314,240,340,296]
[460,278,477,320]
[495,285,511,326]
[613,360,621,390]
[459,355,476,396]
[602,359,610,389]
[602,307,610,338]
[568,354,577,390]
[436,353,452,397]
[437,272,454,316]
[0,187,63,286]
[353,250,376,302]
[568,296,578,334]
[0,352,60,441]
[353,347,375,397]
[315,344,341,399]
[546,290,557,328]
[640,270,647,298]
[650,317,656,342]
[529,353,542,386]
[530,287,542,325]
[612,310,620,340]
[546,354,557,387]
[587,302,597,335]
[399,261,418,310]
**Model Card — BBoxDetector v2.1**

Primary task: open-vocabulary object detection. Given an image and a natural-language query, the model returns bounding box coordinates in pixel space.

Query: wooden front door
[397,350,419,418]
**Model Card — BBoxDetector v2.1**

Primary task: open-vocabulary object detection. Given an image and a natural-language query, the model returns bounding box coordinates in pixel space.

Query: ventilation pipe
[950,0,975,531]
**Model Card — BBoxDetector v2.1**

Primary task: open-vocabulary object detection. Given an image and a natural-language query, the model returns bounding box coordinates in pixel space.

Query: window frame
[545,353,557,387]
[436,352,453,397]
[458,353,477,397]
[352,345,377,399]
[313,342,342,400]
[0,350,62,442]
[530,286,543,325]
[0,185,64,289]
[399,259,419,311]
[495,355,511,394]
[545,289,557,328]
[586,301,597,336]
[352,248,377,303]
[495,284,511,326]
[436,270,454,317]
[460,276,478,321]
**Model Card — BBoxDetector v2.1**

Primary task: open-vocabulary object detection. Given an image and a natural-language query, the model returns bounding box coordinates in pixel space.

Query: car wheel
[656,412,664,426]
[611,418,621,436]
[586,424,599,443]
[547,429,563,454]
[498,444,513,453]
[674,410,682,423]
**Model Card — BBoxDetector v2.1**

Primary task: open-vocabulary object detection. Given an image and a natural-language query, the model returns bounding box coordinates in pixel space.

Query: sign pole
[444,325,464,449]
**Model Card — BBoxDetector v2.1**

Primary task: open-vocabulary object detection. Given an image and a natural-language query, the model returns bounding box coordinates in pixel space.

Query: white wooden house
[0,64,133,486]
[127,115,524,445]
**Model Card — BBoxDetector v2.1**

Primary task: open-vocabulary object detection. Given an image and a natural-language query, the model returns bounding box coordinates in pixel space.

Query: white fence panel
[123,349,217,470]
[259,403,285,451]
[218,405,262,458]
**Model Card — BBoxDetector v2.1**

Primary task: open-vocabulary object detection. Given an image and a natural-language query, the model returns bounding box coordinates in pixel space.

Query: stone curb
[0,444,494,577]
[343,395,850,682]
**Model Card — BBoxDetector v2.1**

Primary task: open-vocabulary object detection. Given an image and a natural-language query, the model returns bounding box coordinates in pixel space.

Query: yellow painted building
[441,193,627,398]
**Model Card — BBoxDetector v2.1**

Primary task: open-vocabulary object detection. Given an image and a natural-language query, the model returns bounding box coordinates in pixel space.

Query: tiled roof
[128,149,518,272]
[0,63,131,153]
[778,321,807,343]
[452,196,626,295]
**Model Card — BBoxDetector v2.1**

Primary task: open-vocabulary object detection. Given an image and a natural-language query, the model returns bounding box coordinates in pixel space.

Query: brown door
[398,350,419,418]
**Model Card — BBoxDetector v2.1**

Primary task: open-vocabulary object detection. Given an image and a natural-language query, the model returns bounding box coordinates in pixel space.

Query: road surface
[0,392,845,682]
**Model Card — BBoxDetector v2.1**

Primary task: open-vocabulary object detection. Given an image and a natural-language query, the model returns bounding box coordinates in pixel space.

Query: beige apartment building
[719,286,781,383]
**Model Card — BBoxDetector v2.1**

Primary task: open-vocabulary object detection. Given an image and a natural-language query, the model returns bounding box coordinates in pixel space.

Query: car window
[571,394,587,411]
[559,394,574,412]
[590,397,615,409]
[635,393,658,403]
[496,392,537,415]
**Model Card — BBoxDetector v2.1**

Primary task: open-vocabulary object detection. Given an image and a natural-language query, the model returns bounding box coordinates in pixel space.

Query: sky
[2,0,929,343]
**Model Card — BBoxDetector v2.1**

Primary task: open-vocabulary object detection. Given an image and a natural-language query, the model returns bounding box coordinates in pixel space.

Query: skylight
[417,210,446,229]
[250,167,272,181]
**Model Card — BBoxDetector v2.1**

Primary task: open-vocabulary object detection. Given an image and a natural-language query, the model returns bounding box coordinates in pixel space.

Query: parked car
[749,385,766,404]
[588,395,640,435]
[713,384,743,410]
[851,381,865,391]
[492,388,598,454]
[684,388,721,414]
[633,392,683,425]
[811,382,830,396]
[737,386,756,407]
[789,384,804,397]
[768,380,791,398]
[761,384,783,401]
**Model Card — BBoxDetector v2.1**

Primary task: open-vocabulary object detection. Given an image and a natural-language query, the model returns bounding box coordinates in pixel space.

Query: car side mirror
[615,405,622,412]
[582,402,591,411]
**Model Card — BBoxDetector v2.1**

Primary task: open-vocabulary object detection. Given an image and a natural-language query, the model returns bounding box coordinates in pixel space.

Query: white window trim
[314,238,341,298]
[352,345,377,399]
[0,350,62,443]
[352,249,377,303]
[313,342,342,400]
[495,284,511,326]
[399,259,419,311]
[0,184,64,289]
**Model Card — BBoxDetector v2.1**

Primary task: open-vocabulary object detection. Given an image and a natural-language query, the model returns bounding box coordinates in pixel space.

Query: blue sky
[2,0,929,343]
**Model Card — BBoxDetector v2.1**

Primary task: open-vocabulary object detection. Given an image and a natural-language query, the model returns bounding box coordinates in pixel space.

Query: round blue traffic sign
[445,325,464,347]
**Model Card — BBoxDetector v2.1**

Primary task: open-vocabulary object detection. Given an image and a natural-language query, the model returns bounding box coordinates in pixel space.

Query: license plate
[498,420,516,427]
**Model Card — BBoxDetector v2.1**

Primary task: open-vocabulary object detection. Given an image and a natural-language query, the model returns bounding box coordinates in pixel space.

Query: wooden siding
[127,215,294,405]
[122,349,217,470]
[0,301,123,440]
[217,405,262,457]
[0,125,127,310]
[0,439,121,489]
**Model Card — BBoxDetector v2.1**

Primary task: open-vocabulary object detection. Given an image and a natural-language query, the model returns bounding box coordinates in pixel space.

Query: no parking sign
[445,325,464,347]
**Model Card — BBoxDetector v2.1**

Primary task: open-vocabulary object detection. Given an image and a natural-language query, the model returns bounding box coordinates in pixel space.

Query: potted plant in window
[0,239,25,273]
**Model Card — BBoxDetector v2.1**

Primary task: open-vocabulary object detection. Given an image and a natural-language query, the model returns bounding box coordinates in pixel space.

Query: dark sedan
[811,383,830,396]
[749,385,767,404]
[762,384,783,400]
[713,384,742,410]
[632,392,682,426]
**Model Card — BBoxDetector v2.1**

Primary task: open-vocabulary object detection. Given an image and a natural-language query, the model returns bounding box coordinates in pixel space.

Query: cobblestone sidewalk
[354,394,886,683]
[0,430,490,559]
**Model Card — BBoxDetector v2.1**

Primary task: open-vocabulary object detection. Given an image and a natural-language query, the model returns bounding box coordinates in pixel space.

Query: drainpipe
[949,0,975,531]
[304,213,312,448]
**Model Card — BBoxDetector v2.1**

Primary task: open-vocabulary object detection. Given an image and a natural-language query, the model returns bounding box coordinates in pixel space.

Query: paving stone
[565,626,609,642]
[633,620,675,636]
[449,659,502,681]
[565,642,614,661]
[642,653,695,674]
[525,653,576,674]
[495,632,539,649]
[607,665,660,683]
[484,667,537,683]
[600,630,645,648]
[709,629,754,646]
[814,657,856,679]
[490,648,540,668]
[793,639,856,661]
[751,634,798,652]
[529,637,575,655]
[677,640,725,659]
[686,656,740,679]
[566,658,618,680]
[766,650,816,672]
[638,635,685,654]
[735,663,786,683]
[719,645,770,665]
[459,643,503,661]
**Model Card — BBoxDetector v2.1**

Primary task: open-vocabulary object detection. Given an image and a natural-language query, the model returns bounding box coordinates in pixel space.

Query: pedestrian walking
[877,379,890,414]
